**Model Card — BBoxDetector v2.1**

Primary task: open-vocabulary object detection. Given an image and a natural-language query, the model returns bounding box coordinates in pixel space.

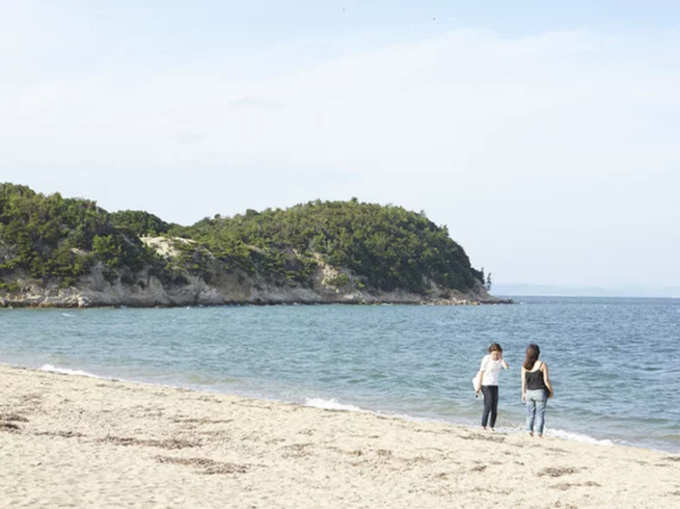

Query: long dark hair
[523,344,540,370]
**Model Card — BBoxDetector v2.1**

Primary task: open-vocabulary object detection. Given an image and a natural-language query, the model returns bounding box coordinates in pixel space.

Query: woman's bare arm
[542,363,554,397]
[500,352,509,369]
[521,367,527,401]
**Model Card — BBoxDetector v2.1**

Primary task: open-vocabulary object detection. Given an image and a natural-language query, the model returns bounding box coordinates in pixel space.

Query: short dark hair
[488,343,502,353]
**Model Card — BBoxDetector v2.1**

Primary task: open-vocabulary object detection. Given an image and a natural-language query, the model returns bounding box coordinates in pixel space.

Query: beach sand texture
[1,365,678,508]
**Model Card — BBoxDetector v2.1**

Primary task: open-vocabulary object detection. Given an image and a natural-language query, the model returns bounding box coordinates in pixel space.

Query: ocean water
[1,296,679,452]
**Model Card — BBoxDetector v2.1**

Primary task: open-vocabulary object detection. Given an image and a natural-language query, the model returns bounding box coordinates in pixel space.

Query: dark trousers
[481,385,499,428]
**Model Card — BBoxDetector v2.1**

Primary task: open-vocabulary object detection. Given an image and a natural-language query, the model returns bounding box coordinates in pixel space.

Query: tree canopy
[172,200,482,292]
[0,183,159,288]
[0,183,483,294]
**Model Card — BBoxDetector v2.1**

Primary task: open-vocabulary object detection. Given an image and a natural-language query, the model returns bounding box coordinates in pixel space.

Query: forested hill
[0,183,496,307]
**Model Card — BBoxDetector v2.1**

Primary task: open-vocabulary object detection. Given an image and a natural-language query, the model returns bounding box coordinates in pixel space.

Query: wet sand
[1,364,678,508]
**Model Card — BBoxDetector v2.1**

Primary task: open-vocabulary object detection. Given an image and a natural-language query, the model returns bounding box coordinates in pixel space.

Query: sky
[2,1,679,296]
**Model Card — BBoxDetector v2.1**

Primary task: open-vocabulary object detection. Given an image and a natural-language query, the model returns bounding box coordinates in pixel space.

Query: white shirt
[480,354,506,386]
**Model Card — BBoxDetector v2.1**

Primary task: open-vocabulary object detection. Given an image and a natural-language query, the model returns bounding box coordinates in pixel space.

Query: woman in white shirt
[476,343,509,431]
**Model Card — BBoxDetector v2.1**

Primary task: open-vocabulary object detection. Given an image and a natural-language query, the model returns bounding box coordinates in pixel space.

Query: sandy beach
[0,364,678,508]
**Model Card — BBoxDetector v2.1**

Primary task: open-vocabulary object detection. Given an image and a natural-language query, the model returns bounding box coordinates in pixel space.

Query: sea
[1,296,679,452]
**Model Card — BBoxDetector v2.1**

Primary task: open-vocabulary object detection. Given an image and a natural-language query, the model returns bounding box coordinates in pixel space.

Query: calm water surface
[1,296,678,452]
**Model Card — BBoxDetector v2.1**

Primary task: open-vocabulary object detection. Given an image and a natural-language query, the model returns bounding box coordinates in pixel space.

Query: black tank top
[525,363,547,391]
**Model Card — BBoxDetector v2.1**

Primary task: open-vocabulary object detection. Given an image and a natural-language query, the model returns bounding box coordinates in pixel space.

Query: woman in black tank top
[525,368,548,391]
[521,344,554,437]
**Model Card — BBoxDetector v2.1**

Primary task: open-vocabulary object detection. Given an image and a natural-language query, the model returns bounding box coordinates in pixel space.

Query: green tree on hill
[0,183,484,295]
[174,199,483,293]
[110,210,171,236]
[0,183,161,287]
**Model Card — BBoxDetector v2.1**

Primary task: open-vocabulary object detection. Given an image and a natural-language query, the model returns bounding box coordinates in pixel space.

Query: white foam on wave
[304,398,366,412]
[476,423,616,446]
[300,402,616,447]
[546,428,614,446]
[39,364,103,379]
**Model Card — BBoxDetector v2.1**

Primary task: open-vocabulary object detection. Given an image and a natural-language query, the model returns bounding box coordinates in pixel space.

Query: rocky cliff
[0,243,501,308]
[0,184,509,307]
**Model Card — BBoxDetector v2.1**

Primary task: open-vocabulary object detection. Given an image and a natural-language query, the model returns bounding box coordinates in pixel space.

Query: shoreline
[11,360,677,454]
[0,297,514,309]
[0,272,509,309]
[1,364,678,507]
[31,362,637,453]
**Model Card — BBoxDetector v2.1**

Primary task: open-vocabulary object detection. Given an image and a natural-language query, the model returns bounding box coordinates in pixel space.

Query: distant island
[0,183,508,307]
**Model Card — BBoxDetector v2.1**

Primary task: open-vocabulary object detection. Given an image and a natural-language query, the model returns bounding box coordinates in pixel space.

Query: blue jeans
[525,389,547,435]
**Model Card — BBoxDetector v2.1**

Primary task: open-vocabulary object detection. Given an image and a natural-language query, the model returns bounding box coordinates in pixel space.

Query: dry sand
[0,364,678,508]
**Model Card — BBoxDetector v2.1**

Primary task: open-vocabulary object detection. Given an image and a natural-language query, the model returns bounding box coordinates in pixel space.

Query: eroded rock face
[0,243,503,307]
[0,261,504,308]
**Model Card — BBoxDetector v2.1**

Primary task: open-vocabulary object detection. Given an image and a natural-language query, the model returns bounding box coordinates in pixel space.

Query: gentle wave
[302,396,616,448]
[39,364,103,379]
[304,397,366,412]
[546,428,614,446]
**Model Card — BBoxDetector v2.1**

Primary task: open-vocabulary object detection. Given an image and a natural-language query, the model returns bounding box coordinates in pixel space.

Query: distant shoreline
[494,286,680,299]
[0,296,513,309]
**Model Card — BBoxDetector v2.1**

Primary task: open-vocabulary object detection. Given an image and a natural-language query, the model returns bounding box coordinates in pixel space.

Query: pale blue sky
[2,2,679,295]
